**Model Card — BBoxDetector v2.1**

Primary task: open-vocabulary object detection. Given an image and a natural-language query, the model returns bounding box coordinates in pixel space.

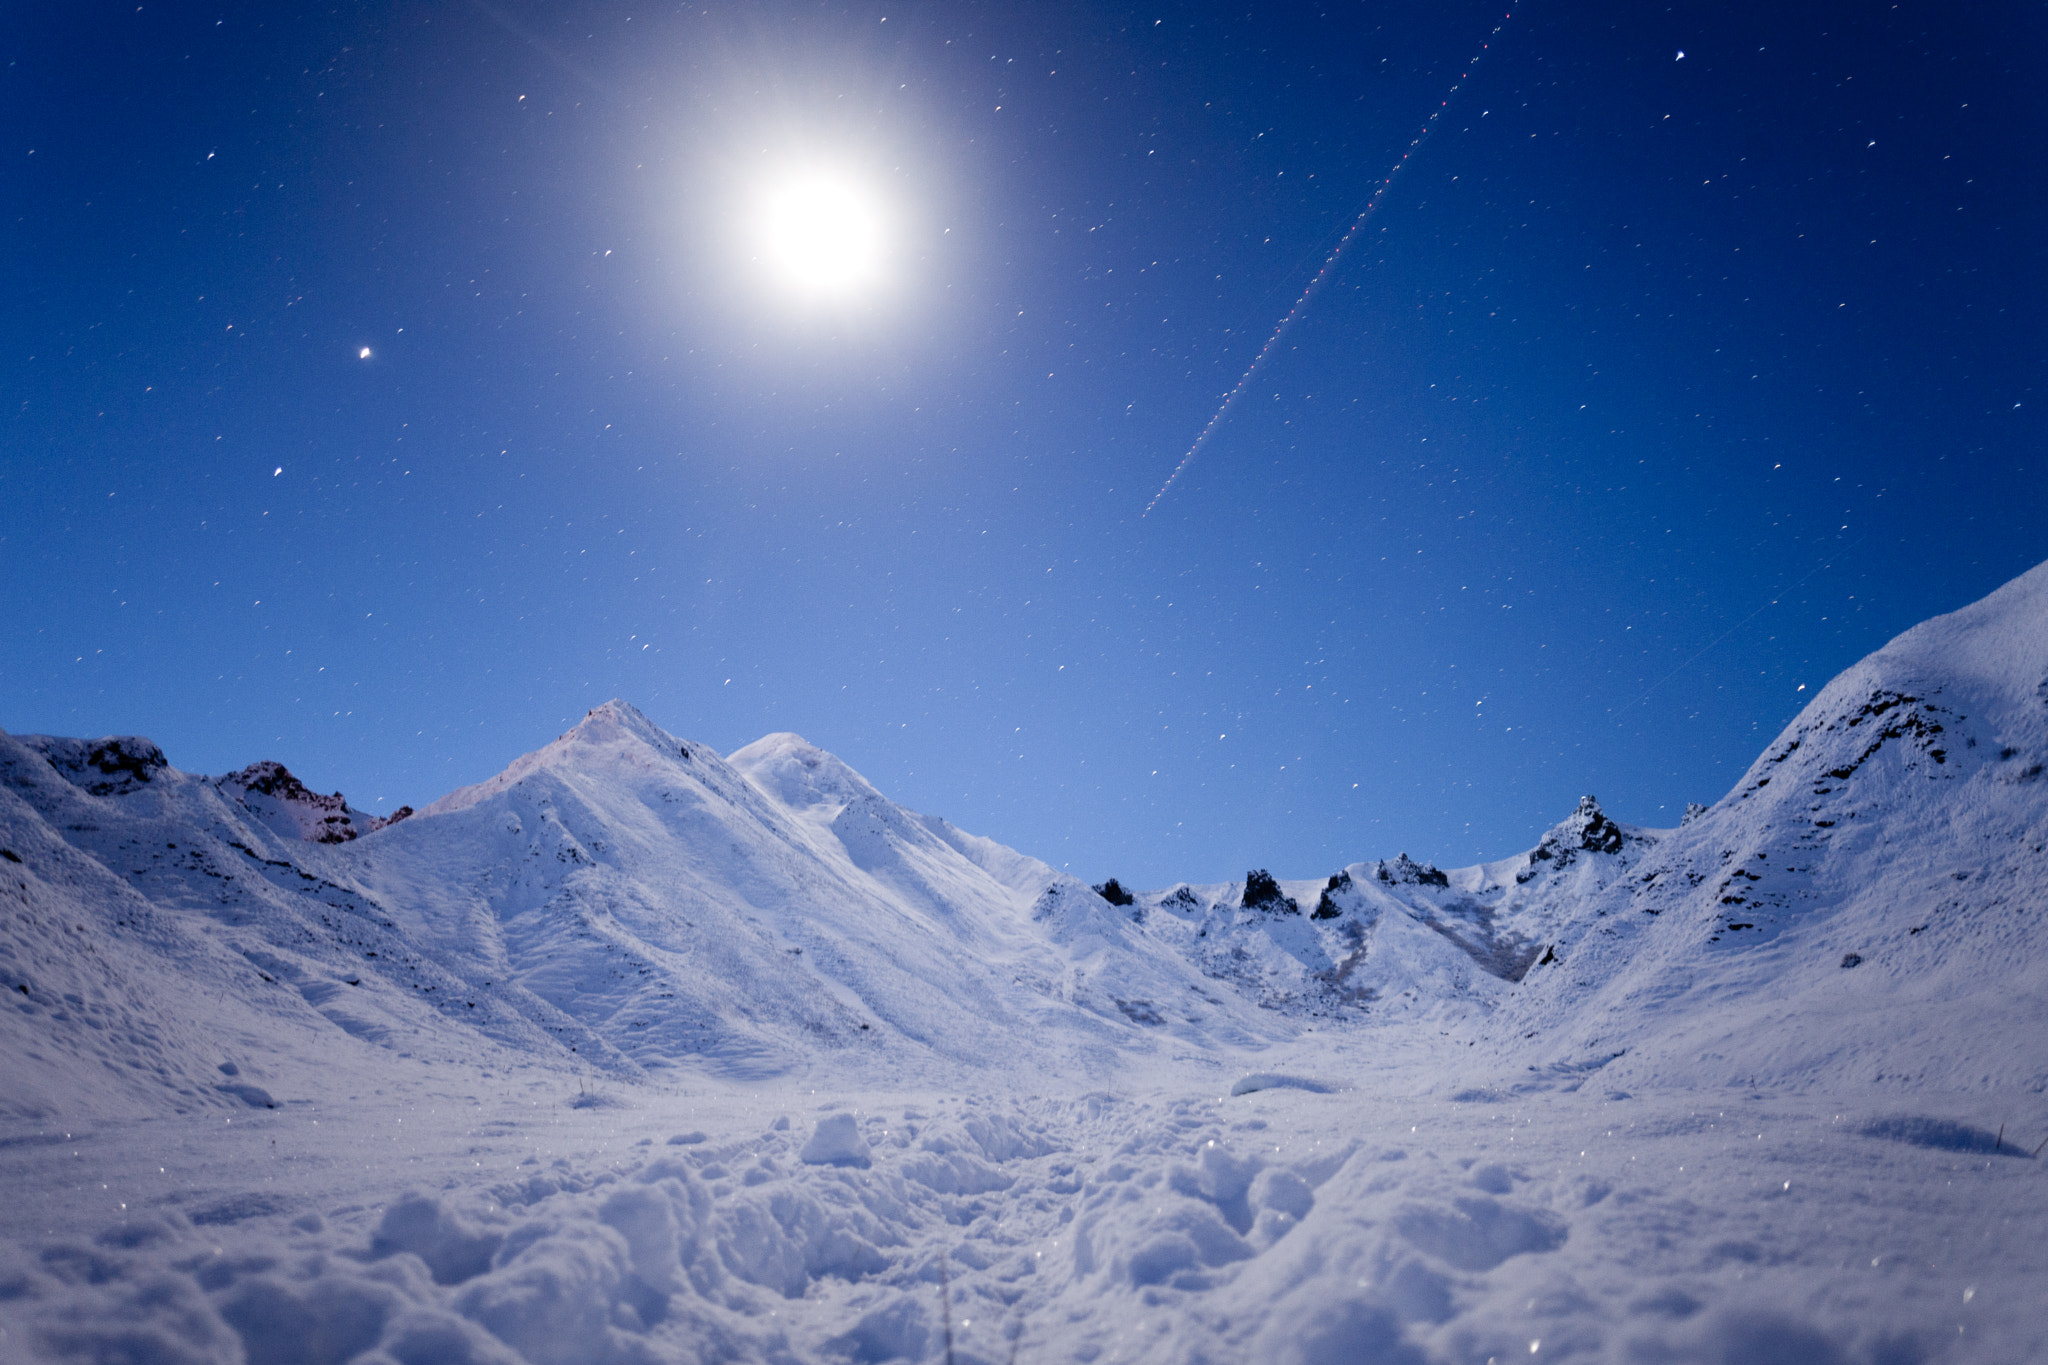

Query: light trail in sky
[1143,6,1522,517]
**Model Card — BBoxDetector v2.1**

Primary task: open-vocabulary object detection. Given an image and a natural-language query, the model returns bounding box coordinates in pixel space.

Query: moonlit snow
[4,564,2047,1363]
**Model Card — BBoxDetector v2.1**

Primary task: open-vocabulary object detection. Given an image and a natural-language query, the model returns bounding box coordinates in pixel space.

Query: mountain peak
[728,731,885,810]
[215,760,411,843]
[562,699,680,752]
[1376,852,1449,887]
[1548,794,1625,854]
[1514,794,1635,884]
[1864,556,2048,708]
[421,700,701,816]
[220,759,341,805]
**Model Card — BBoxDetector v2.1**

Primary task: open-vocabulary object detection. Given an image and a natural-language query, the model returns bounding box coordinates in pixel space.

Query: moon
[755,170,888,300]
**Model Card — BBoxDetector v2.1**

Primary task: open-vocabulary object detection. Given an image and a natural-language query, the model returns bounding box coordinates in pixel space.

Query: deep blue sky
[4,0,2043,885]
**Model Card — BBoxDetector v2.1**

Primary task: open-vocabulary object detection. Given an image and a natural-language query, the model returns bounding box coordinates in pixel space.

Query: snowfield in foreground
[4,561,2047,1363]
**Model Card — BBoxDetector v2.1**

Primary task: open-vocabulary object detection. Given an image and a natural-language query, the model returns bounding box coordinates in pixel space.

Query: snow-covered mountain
[3,561,2045,1364]
[1119,561,2048,1099]
[0,689,1692,1121]
[1480,556,2048,1097]
[0,698,1292,1122]
[1113,794,1660,1029]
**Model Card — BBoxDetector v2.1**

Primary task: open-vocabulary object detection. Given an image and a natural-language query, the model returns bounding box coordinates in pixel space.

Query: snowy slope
[0,701,1291,1123]
[1109,558,2048,1100]
[353,704,1281,1083]
[1464,560,2048,1097]
[0,727,588,1125]
[3,563,2047,1363]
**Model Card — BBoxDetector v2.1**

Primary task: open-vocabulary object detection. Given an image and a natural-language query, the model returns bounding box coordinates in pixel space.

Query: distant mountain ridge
[4,561,2046,1124]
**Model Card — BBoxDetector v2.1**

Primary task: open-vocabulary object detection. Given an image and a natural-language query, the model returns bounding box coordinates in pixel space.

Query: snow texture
[3,561,2048,1362]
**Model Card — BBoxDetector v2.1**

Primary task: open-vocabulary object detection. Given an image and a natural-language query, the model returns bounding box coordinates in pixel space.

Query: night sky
[4,0,2042,886]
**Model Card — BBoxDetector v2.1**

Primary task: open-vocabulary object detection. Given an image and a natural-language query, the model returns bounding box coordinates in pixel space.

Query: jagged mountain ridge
[0,697,1719,1124]
[1109,793,1662,1024]
[347,705,1283,1081]
[1,701,1296,1121]
[216,760,412,843]
[6,566,2048,1365]
[5,560,2047,1124]
[2,704,1646,1118]
[1103,562,2048,1097]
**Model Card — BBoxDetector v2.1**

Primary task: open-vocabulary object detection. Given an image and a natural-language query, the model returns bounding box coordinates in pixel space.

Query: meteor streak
[1143,6,1522,516]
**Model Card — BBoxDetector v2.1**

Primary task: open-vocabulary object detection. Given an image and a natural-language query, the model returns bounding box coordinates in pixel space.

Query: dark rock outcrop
[1243,869,1299,914]
[25,735,168,796]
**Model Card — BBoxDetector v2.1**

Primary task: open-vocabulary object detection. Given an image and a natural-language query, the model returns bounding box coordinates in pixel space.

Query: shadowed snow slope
[2,563,2046,1364]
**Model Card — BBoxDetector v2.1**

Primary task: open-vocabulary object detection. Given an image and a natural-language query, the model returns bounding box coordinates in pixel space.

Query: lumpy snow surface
[4,562,2048,1362]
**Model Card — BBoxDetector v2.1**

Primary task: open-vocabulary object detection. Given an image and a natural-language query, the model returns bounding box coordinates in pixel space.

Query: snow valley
[4,564,2048,1364]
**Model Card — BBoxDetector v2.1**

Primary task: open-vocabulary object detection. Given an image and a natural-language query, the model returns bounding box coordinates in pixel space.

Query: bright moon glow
[756,171,886,299]
[359,346,372,359]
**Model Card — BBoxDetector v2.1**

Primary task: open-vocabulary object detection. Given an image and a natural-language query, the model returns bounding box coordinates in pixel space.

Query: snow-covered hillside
[3,562,2046,1363]
[0,700,1299,1124]
[1479,557,2048,1099]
